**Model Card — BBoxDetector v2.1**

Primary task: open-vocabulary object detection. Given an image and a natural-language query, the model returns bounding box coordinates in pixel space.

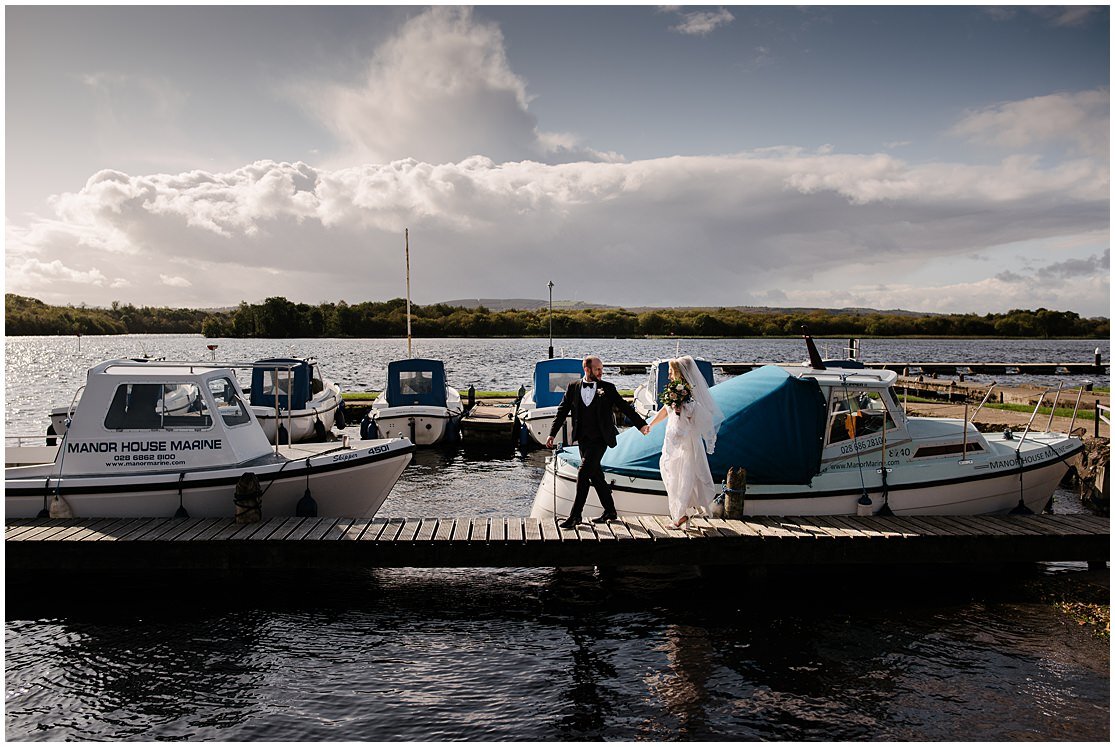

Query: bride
[645,356,724,530]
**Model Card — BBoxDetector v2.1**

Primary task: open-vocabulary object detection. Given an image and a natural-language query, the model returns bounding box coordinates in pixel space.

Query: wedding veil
[676,355,724,454]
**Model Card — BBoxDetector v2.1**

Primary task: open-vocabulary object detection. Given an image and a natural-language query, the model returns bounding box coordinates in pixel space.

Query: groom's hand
[639,425,650,435]
[545,436,554,449]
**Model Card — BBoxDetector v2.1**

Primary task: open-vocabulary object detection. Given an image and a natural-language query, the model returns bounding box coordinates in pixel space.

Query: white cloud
[8,258,107,287]
[5,146,1107,315]
[294,6,609,166]
[159,275,192,288]
[949,88,1109,158]
[667,7,735,36]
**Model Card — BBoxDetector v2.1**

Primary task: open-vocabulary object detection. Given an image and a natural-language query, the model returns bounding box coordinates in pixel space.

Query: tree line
[5,293,1108,339]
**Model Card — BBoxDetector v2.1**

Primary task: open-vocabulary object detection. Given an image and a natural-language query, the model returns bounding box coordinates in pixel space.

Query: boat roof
[386,358,449,407]
[531,358,584,408]
[785,364,898,388]
[92,359,229,378]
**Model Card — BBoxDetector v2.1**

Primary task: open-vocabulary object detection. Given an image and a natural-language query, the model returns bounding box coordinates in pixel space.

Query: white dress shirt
[580,379,596,407]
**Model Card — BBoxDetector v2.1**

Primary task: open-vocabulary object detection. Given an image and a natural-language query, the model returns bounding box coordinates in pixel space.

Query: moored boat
[516,358,584,448]
[531,345,1084,521]
[632,357,716,421]
[249,358,344,443]
[7,359,413,519]
[361,358,463,446]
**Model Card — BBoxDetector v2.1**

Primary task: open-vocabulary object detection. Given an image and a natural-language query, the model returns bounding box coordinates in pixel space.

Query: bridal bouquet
[660,378,693,409]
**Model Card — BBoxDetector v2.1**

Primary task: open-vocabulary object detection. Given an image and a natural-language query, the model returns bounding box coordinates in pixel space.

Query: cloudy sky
[4,5,1110,315]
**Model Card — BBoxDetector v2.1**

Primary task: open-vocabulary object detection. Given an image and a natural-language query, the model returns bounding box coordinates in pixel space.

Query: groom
[545,355,650,528]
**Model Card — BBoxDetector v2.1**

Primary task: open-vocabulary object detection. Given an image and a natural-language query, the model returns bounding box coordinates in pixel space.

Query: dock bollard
[234,472,263,524]
[724,467,746,519]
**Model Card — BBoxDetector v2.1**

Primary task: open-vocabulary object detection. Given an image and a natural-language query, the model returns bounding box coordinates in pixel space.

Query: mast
[405,228,412,358]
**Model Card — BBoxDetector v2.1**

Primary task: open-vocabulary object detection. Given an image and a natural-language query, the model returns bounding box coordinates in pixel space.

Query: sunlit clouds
[5,5,1110,316]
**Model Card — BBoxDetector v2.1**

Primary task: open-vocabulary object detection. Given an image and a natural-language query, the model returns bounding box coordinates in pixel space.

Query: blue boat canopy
[652,358,714,404]
[594,365,827,484]
[386,358,448,407]
[250,358,312,410]
[531,358,584,408]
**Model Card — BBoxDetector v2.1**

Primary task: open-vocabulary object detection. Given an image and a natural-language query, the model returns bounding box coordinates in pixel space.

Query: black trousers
[570,440,615,518]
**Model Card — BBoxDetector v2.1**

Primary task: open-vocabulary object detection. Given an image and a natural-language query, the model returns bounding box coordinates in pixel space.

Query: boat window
[311,365,324,395]
[209,378,252,427]
[826,389,895,446]
[103,383,212,430]
[399,370,434,395]
[261,369,295,396]
[549,372,582,393]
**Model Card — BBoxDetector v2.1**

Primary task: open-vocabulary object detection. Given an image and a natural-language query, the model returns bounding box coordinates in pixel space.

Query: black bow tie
[584,382,595,388]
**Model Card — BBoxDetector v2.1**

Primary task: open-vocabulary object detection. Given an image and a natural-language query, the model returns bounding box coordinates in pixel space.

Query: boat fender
[296,458,318,517]
[49,493,74,519]
[173,472,190,519]
[335,401,347,430]
[46,424,57,447]
[234,472,263,524]
[360,415,379,440]
[277,421,289,446]
[312,408,327,442]
[856,492,873,516]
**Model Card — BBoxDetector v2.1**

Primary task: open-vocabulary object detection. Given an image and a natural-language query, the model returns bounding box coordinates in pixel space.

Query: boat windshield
[826,389,895,446]
[104,382,212,431]
[399,370,434,395]
[548,372,581,393]
[208,377,252,427]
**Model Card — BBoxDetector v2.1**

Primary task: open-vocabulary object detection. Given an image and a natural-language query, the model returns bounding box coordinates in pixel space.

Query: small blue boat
[516,358,585,447]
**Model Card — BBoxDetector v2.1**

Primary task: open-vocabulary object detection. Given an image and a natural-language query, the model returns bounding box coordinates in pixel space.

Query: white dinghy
[7,359,413,519]
[531,340,1084,521]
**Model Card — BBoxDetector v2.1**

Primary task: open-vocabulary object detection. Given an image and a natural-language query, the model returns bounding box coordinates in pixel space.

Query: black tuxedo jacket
[549,379,647,448]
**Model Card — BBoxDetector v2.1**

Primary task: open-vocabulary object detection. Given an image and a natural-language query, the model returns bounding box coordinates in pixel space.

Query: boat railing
[5,434,58,447]
[1095,402,1110,439]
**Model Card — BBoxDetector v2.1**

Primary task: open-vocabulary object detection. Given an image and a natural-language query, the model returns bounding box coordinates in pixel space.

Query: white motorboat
[632,357,716,421]
[7,359,413,519]
[48,356,347,446]
[248,358,345,443]
[361,358,463,446]
[530,342,1084,521]
[516,358,584,448]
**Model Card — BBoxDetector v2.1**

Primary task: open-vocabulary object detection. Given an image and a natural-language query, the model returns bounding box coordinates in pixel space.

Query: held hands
[640,425,650,435]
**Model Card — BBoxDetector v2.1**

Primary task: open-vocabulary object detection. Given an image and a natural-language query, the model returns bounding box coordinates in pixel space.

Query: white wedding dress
[659,399,717,520]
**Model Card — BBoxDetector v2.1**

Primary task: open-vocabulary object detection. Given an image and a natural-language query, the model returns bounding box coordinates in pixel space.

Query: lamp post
[547,280,554,359]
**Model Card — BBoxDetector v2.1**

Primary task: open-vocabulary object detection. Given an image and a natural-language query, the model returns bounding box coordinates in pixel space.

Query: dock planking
[4,514,1107,572]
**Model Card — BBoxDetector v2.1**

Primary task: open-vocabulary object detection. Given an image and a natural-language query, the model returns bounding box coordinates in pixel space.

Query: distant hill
[438,298,936,317]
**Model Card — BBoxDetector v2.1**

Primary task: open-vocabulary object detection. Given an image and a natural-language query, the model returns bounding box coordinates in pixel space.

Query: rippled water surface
[4,336,1110,740]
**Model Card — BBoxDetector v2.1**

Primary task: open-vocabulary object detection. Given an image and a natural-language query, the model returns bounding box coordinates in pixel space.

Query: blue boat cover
[386,358,448,407]
[593,365,827,484]
[652,358,714,404]
[531,358,584,408]
[251,358,312,410]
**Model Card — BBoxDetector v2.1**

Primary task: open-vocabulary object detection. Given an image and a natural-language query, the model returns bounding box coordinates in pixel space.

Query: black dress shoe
[591,513,618,524]
[558,516,582,529]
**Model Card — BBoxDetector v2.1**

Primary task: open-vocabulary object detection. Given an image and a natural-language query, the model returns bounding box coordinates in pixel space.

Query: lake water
[4,336,1110,740]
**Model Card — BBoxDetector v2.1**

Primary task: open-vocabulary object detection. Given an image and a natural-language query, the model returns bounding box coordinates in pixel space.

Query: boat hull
[371,406,462,446]
[519,407,574,448]
[253,396,340,444]
[6,439,414,519]
[530,434,1082,520]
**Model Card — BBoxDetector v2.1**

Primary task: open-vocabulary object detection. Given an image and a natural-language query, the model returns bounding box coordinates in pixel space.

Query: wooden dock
[5,514,1108,571]
[610,361,1107,376]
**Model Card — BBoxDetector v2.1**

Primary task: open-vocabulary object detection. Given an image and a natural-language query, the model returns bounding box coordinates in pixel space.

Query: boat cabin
[384,358,450,407]
[530,358,585,408]
[250,358,323,411]
[58,360,273,475]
